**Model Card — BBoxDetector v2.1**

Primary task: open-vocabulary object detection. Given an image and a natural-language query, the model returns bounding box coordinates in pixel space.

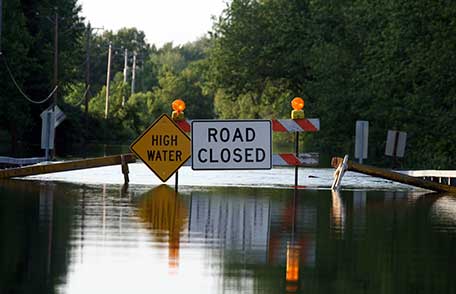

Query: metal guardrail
[0,156,46,166]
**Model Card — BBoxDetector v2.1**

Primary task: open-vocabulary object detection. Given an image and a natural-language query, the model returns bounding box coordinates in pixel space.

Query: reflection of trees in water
[0,181,76,294]
[317,190,456,294]
[137,185,188,269]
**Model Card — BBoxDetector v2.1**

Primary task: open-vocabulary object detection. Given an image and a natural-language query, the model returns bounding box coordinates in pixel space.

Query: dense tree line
[209,0,456,168]
[1,0,455,168]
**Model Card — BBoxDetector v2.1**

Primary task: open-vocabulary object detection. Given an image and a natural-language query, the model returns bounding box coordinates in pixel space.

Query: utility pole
[105,41,112,119]
[122,48,128,106]
[50,8,59,160]
[0,0,3,54]
[123,48,128,83]
[84,23,91,135]
[131,51,136,96]
[52,8,59,108]
[83,25,102,128]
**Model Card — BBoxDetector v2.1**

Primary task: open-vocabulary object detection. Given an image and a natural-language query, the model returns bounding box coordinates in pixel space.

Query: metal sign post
[41,106,65,161]
[41,110,56,161]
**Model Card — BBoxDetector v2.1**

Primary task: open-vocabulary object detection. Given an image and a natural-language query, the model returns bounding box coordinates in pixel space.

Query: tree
[208,0,313,118]
[207,0,456,168]
[87,27,150,95]
[0,0,33,153]
[0,0,85,153]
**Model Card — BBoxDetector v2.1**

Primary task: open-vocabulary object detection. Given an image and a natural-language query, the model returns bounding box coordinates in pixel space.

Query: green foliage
[123,92,155,133]
[1,0,84,152]
[208,0,456,168]
[208,0,312,118]
[151,61,213,119]
[0,0,33,151]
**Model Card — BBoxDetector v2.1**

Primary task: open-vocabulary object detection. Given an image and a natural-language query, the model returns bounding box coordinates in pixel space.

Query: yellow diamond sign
[130,114,191,182]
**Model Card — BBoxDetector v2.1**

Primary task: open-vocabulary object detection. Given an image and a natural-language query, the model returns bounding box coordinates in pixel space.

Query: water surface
[1,181,455,294]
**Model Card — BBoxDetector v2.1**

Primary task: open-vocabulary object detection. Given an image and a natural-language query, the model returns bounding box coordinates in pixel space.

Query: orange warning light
[172,99,186,113]
[291,97,304,111]
[171,99,186,121]
[290,97,305,119]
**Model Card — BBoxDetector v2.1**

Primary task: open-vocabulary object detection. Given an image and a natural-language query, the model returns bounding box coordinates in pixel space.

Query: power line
[1,54,58,104]
[68,85,90,107]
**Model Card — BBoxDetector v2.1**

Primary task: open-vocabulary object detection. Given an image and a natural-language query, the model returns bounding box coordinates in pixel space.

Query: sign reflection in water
[137,185,188,271]
[187,188,318,293]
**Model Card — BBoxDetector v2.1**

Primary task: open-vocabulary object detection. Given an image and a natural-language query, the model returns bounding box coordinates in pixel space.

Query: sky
[77,0,228,47]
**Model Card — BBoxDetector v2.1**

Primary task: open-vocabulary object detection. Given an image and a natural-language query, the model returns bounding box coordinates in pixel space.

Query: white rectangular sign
[385,130,407,157]
[191,120,272,170]
[41,110,55,149]
[355,120,369,160]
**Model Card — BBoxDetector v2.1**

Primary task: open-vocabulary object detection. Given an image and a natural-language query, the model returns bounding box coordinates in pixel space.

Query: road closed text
[197,147,266,163]
[192,120,272,170]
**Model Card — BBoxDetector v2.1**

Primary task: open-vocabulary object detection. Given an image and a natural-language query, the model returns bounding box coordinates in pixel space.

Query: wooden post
[331,157,456,194]
[120,154,129,184]
[0,0,3,54]
[392,131,400,169]
[52,9,59,108]
[84,24,91,136]
[294,132,299,188]
[131,51,136,96]
[331,155,349,191]
[105,42,112,119]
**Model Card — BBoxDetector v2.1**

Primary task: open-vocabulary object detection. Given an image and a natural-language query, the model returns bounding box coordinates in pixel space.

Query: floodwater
[1,168,456,294]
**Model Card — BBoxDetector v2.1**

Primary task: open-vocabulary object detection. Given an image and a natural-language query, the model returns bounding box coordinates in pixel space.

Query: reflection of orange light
[286,284,298,293]
[168,246,179,270]
[137,185,188,272]
[172,99,186,112]
[291,97,304,111]
[286,244,300,282]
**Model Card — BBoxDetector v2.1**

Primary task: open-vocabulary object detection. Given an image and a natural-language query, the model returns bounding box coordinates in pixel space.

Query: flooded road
[23,164,410,190]
[1,178,456,294]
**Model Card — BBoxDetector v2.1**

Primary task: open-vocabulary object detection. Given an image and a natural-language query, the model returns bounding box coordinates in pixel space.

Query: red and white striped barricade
[176,118,320,167]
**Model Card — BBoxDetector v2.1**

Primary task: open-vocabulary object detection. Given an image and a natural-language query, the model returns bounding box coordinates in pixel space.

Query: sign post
[130,114,191,182]
[385,130,407,168]
[40,106,66,160]
[191,120,272,170]
[41,110,55,160]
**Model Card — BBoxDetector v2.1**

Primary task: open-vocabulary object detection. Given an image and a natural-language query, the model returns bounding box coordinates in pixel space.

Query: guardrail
[0,156,46,166]
[331,156,456,194]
